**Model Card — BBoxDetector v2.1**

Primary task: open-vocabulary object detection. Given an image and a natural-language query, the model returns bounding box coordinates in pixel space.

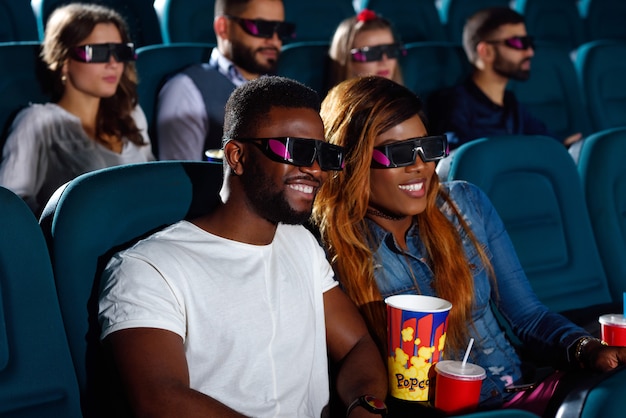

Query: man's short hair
[222,76,321,144]
[462,7,525,63]
[215,0,250,17]
[215,0,283,17]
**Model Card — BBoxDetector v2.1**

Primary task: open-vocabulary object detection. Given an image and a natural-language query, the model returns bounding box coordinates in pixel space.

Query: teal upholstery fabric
[438,0,512,44]
[448,135,612,313]
[154,0,216,44]
[39,161,223,417]
[508,41,591,140]
[555,366,626,418]
[0,0,39,42]
[514,0,586,50]
[0,42,49,149]
[107,0,163,47]
[277,41,330,96]
[33,0,163,47]
[576,40,626,132]
[577,127,626,303]
[0,186,81,418]
[363,0,447,43]
[400,41,471,105]
[283,0,355,43]
[135,42,214,150]
[579,0,626,41]
[579,367,626,418]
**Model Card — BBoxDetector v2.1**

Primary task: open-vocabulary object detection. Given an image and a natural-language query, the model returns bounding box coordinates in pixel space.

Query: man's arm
[105,328,248,418]
[156,74,208,161]
[324,286,388,417]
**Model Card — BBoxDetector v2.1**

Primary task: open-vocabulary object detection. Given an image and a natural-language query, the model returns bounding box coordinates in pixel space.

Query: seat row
[281,37,626,140]
[2,37,626,155]
[3,130,626,416]
[0,144,626,418]
[0,161,537,418]
[2,0,626,49]
[362,0,626,48]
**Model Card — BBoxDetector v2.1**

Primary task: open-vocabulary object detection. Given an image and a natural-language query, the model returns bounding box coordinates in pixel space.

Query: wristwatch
[572,336,607,367]
[346,394,388,417]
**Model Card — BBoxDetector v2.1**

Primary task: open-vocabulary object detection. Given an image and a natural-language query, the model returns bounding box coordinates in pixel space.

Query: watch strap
[346,394,388,417]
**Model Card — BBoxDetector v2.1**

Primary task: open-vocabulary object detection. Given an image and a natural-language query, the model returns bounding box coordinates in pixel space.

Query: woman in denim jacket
[313,76,626,415]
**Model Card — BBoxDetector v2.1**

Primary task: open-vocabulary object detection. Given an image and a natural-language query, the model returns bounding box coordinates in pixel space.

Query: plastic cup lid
[385,294,452,313]
[435,360,486,381]
[599,314,626,327]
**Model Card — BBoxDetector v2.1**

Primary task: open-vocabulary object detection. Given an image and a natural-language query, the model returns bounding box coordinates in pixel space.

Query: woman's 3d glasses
[371,135,448,168]
[485,35,534,51]
[69,43,136,63]
[350,43,407,62]
[236,137,345,171]
[225,15,296,41]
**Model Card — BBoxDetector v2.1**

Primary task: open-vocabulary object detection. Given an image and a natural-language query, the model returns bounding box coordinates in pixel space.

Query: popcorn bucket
[385,295,452,401]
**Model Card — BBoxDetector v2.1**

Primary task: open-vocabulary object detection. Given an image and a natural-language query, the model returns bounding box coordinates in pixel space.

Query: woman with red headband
[327,9,406,91]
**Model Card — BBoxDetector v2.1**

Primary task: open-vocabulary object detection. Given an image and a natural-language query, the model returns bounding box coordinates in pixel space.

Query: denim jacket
[365,181,588,407]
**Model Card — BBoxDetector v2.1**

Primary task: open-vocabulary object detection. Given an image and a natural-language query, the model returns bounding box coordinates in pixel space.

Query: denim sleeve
[463,183,589,366]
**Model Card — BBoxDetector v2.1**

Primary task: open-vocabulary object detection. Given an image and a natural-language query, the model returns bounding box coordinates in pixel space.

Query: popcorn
[388,325,447,401]
[385,295,452,401]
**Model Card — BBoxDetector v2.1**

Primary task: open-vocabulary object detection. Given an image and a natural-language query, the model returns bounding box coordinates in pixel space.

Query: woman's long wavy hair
[313,76,492,356]
[327,12,403,90]
[42,3,144,146]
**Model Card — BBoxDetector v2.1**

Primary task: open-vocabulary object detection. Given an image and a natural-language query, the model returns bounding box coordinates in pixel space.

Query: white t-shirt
[99,221,338,417]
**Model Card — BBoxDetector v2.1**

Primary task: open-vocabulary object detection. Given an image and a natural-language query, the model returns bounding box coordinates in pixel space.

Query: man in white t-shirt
[99,76,388,418]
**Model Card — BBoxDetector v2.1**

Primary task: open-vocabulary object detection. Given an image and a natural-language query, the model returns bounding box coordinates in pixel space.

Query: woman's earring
[61,74,67,85]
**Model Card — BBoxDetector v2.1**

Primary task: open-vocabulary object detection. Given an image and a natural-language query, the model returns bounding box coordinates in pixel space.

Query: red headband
[357,9,377,22]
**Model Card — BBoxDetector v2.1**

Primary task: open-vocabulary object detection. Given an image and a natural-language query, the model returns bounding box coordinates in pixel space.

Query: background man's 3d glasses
[350,43,407,62]
[70,43,136,63]
[225,15,296,41]
[371,135,448,168]
[485,35,534,50]
[235,137,345,171]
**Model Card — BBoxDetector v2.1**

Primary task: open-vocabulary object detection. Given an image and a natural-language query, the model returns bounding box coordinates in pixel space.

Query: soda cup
[434,360,486,414]
[599,314,626,346]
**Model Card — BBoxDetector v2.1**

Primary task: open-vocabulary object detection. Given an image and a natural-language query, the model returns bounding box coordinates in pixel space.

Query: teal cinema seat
[39,161,223,417]
[0,186,81,417]
[277,40,330,96]
[514,0,586,51]
[154,0,216,44]
[0,0,39,42]
[507,41,591,141]
[576,40,626,132]
[135,42,214,156]
[577,127,626,303]
[447,135,616,330]
[362,0,447,43]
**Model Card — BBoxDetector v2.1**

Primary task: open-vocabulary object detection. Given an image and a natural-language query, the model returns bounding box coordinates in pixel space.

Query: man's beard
[230,39,279,76]
[240,159,313,225]
[493,52,531,81]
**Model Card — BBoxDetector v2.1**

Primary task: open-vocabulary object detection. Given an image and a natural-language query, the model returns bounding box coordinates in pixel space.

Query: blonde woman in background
[327,9,405,91]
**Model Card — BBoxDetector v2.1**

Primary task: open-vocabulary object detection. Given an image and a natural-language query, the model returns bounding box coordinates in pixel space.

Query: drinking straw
[623,292,625,318]
[461,338,475,368]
